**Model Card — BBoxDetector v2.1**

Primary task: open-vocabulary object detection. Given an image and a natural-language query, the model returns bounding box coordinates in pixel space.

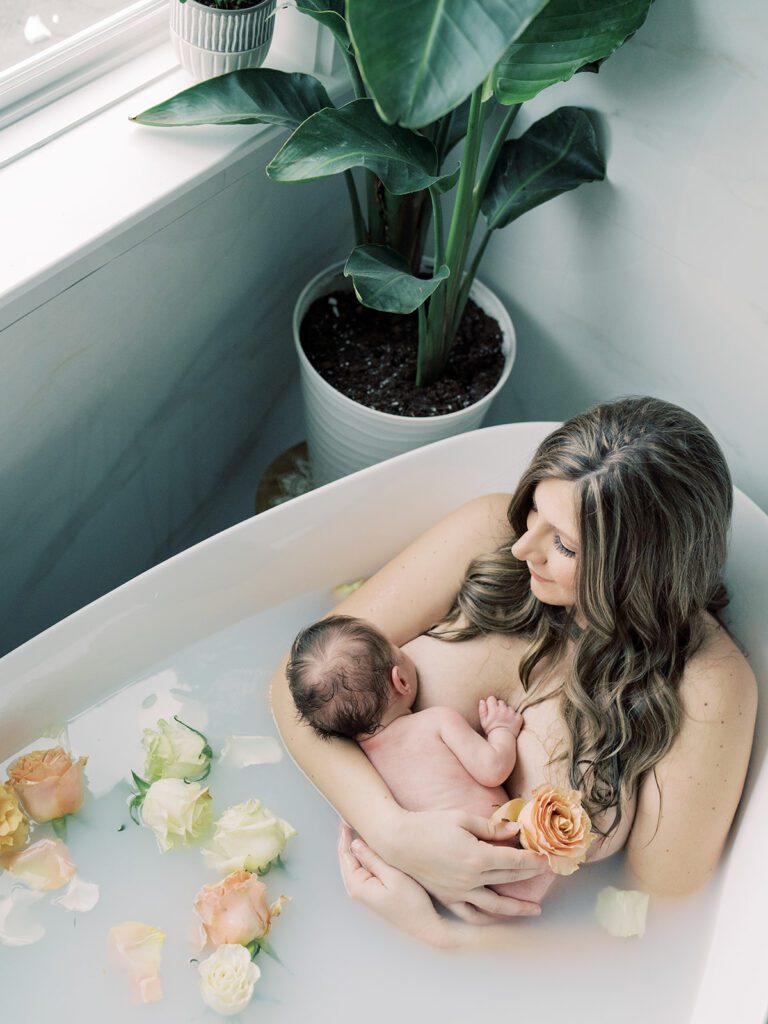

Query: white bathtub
[1,423,765,1024]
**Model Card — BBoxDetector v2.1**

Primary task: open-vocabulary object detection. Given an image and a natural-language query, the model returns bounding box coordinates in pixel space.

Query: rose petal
[108,922,166,1003]
[52,875,100,912]
[0,886,46,946]
[490,798,525,825]
[595,886,650,938]
[4,838,76,890]
[220,735,283,768]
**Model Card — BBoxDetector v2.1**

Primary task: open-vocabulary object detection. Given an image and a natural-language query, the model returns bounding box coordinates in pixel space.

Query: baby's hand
[479,696,523,738]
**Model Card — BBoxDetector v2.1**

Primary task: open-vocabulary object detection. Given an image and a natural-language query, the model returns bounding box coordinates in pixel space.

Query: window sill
[0,15,344,326]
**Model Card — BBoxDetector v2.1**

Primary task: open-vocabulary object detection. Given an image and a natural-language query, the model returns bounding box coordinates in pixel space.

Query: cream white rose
[142,717,211,782]
[202,799,297,875]
[199,943,260,1016]
[141,778,212,852]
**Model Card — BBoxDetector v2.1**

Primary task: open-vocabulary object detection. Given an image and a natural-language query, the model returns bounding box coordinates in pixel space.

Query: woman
[270,397,757,946]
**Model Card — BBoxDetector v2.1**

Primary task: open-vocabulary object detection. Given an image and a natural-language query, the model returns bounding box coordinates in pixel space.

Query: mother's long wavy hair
[432,396,733,836]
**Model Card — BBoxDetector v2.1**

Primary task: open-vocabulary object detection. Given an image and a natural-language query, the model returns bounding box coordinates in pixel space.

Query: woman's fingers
[466,887,541,918]
[447,902,501,925]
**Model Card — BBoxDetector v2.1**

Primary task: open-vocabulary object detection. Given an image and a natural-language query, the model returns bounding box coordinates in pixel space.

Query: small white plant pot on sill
[293,261,516,487]
[169,0,276,82]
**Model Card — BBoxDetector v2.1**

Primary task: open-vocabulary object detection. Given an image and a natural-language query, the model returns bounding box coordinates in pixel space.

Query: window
[0,0,167,131]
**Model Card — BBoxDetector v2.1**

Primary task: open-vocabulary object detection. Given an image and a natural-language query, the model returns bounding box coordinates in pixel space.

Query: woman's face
[510,478,580,607]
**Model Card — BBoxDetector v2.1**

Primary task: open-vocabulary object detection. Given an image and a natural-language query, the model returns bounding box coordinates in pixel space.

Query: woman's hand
[379,808,547,920]
[338,824,448,945]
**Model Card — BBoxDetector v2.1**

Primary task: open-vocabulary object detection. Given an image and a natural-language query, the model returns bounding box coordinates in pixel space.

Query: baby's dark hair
[286,615,396,740]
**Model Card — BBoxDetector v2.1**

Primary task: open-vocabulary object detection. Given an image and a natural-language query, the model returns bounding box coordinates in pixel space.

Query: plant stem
[473,103,521,215]
[430,86,487,368]
[341,48,366,100]
[429,186,444,268]
[416,302,428,387]
[344,171,365,246]
[450,228,493,340]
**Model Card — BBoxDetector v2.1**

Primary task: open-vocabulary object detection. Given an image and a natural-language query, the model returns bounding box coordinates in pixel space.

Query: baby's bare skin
[360,693,556,904]
[359,697,519,817]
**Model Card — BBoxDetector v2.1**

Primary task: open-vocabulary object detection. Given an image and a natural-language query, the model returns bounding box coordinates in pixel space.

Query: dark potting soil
[299,290,505,417]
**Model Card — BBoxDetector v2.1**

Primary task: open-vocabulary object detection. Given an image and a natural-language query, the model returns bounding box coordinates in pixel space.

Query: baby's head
[286,615,417,741]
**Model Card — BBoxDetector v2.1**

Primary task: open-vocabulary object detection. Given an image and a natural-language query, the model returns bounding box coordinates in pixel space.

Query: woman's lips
[529,566,552,584]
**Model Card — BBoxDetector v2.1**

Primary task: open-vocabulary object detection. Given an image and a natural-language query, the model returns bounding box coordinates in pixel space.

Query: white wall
[0,145,345,655]
[482,0,768,513]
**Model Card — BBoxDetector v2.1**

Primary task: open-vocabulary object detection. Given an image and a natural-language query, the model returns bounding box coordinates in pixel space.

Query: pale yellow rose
[7,747,88,822]
[140,778,212,852]
[202,799,297,875]
[0,783,29,856]
[199,943,260,1016]
[142,717,211,782]
[193,870,286,947]
[515,785,595,876]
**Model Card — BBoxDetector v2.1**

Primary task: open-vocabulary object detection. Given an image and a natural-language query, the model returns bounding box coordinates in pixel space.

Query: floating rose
[199,943,260,1016]
[3,838,76,890]
[139,778,213,853]
[0,782,29,856]
[194,870,287,947]
[143,716,212,783]
[7,747,88,823]
[108,921,166,1003]
[202,799,296,875]
[491,785,595,876]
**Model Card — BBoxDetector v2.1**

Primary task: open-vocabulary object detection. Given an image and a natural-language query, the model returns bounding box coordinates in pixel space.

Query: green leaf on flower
[52,816,68,840]
[131,770,150,794]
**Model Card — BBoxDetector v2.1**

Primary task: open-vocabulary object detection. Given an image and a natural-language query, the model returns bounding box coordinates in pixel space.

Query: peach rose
[515,785,595,876]
[0,783,29,856]
[193,870,286,947]
[7,748,88,822]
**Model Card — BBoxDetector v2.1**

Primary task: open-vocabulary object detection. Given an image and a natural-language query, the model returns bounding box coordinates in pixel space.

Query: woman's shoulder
[679,614,758,716]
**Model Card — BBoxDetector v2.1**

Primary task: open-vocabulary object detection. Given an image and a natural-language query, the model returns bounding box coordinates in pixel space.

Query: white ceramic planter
[293,261,516,487]
[169,0,276,81]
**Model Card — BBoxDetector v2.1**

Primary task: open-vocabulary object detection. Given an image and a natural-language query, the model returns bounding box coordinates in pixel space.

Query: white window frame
[0,0,168,132]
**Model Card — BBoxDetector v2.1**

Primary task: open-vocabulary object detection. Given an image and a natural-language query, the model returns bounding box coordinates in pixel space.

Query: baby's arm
[436,698,522,788]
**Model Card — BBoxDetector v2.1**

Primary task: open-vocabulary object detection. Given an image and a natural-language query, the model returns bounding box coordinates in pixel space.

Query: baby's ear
[391,665,410,694]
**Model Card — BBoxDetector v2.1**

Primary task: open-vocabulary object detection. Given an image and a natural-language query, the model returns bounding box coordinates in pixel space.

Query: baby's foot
[479,696,523,737]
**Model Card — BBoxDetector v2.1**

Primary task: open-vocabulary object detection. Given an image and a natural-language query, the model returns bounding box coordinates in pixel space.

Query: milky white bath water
[0,590,719,1024]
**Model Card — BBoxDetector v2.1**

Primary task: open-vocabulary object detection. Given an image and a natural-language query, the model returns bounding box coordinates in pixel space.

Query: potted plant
[134,0,654,485]
[170,0,277,81]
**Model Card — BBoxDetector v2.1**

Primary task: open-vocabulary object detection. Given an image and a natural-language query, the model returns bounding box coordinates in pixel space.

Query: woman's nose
[511,529,545,564]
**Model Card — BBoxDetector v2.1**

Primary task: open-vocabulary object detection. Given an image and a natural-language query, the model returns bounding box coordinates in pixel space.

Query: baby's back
[359,707,508,818]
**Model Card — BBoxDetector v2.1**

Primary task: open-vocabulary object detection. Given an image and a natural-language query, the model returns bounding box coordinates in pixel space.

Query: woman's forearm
[270,656,404,854]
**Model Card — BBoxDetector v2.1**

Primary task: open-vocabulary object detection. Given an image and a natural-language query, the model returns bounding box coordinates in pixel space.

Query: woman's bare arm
[625,629,758,896]
[270,493,549,912]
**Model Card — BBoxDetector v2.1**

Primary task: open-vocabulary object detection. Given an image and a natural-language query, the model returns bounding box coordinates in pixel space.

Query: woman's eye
[554,536,576,559]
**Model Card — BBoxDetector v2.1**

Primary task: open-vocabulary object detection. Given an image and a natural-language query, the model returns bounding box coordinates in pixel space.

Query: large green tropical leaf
[267,99,450,195]
[347,0,550,129]
[344,245,449,314]
[481,106,604,230]
[131,69,332,128]
[295,0,350,50]
[493,0,654,105]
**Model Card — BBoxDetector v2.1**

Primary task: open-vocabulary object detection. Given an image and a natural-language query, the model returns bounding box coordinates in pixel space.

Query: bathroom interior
[1,2,766,1021]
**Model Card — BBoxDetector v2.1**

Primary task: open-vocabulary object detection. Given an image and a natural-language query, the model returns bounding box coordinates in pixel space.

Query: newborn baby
[285,614,522,823]
[286,615,557,906]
